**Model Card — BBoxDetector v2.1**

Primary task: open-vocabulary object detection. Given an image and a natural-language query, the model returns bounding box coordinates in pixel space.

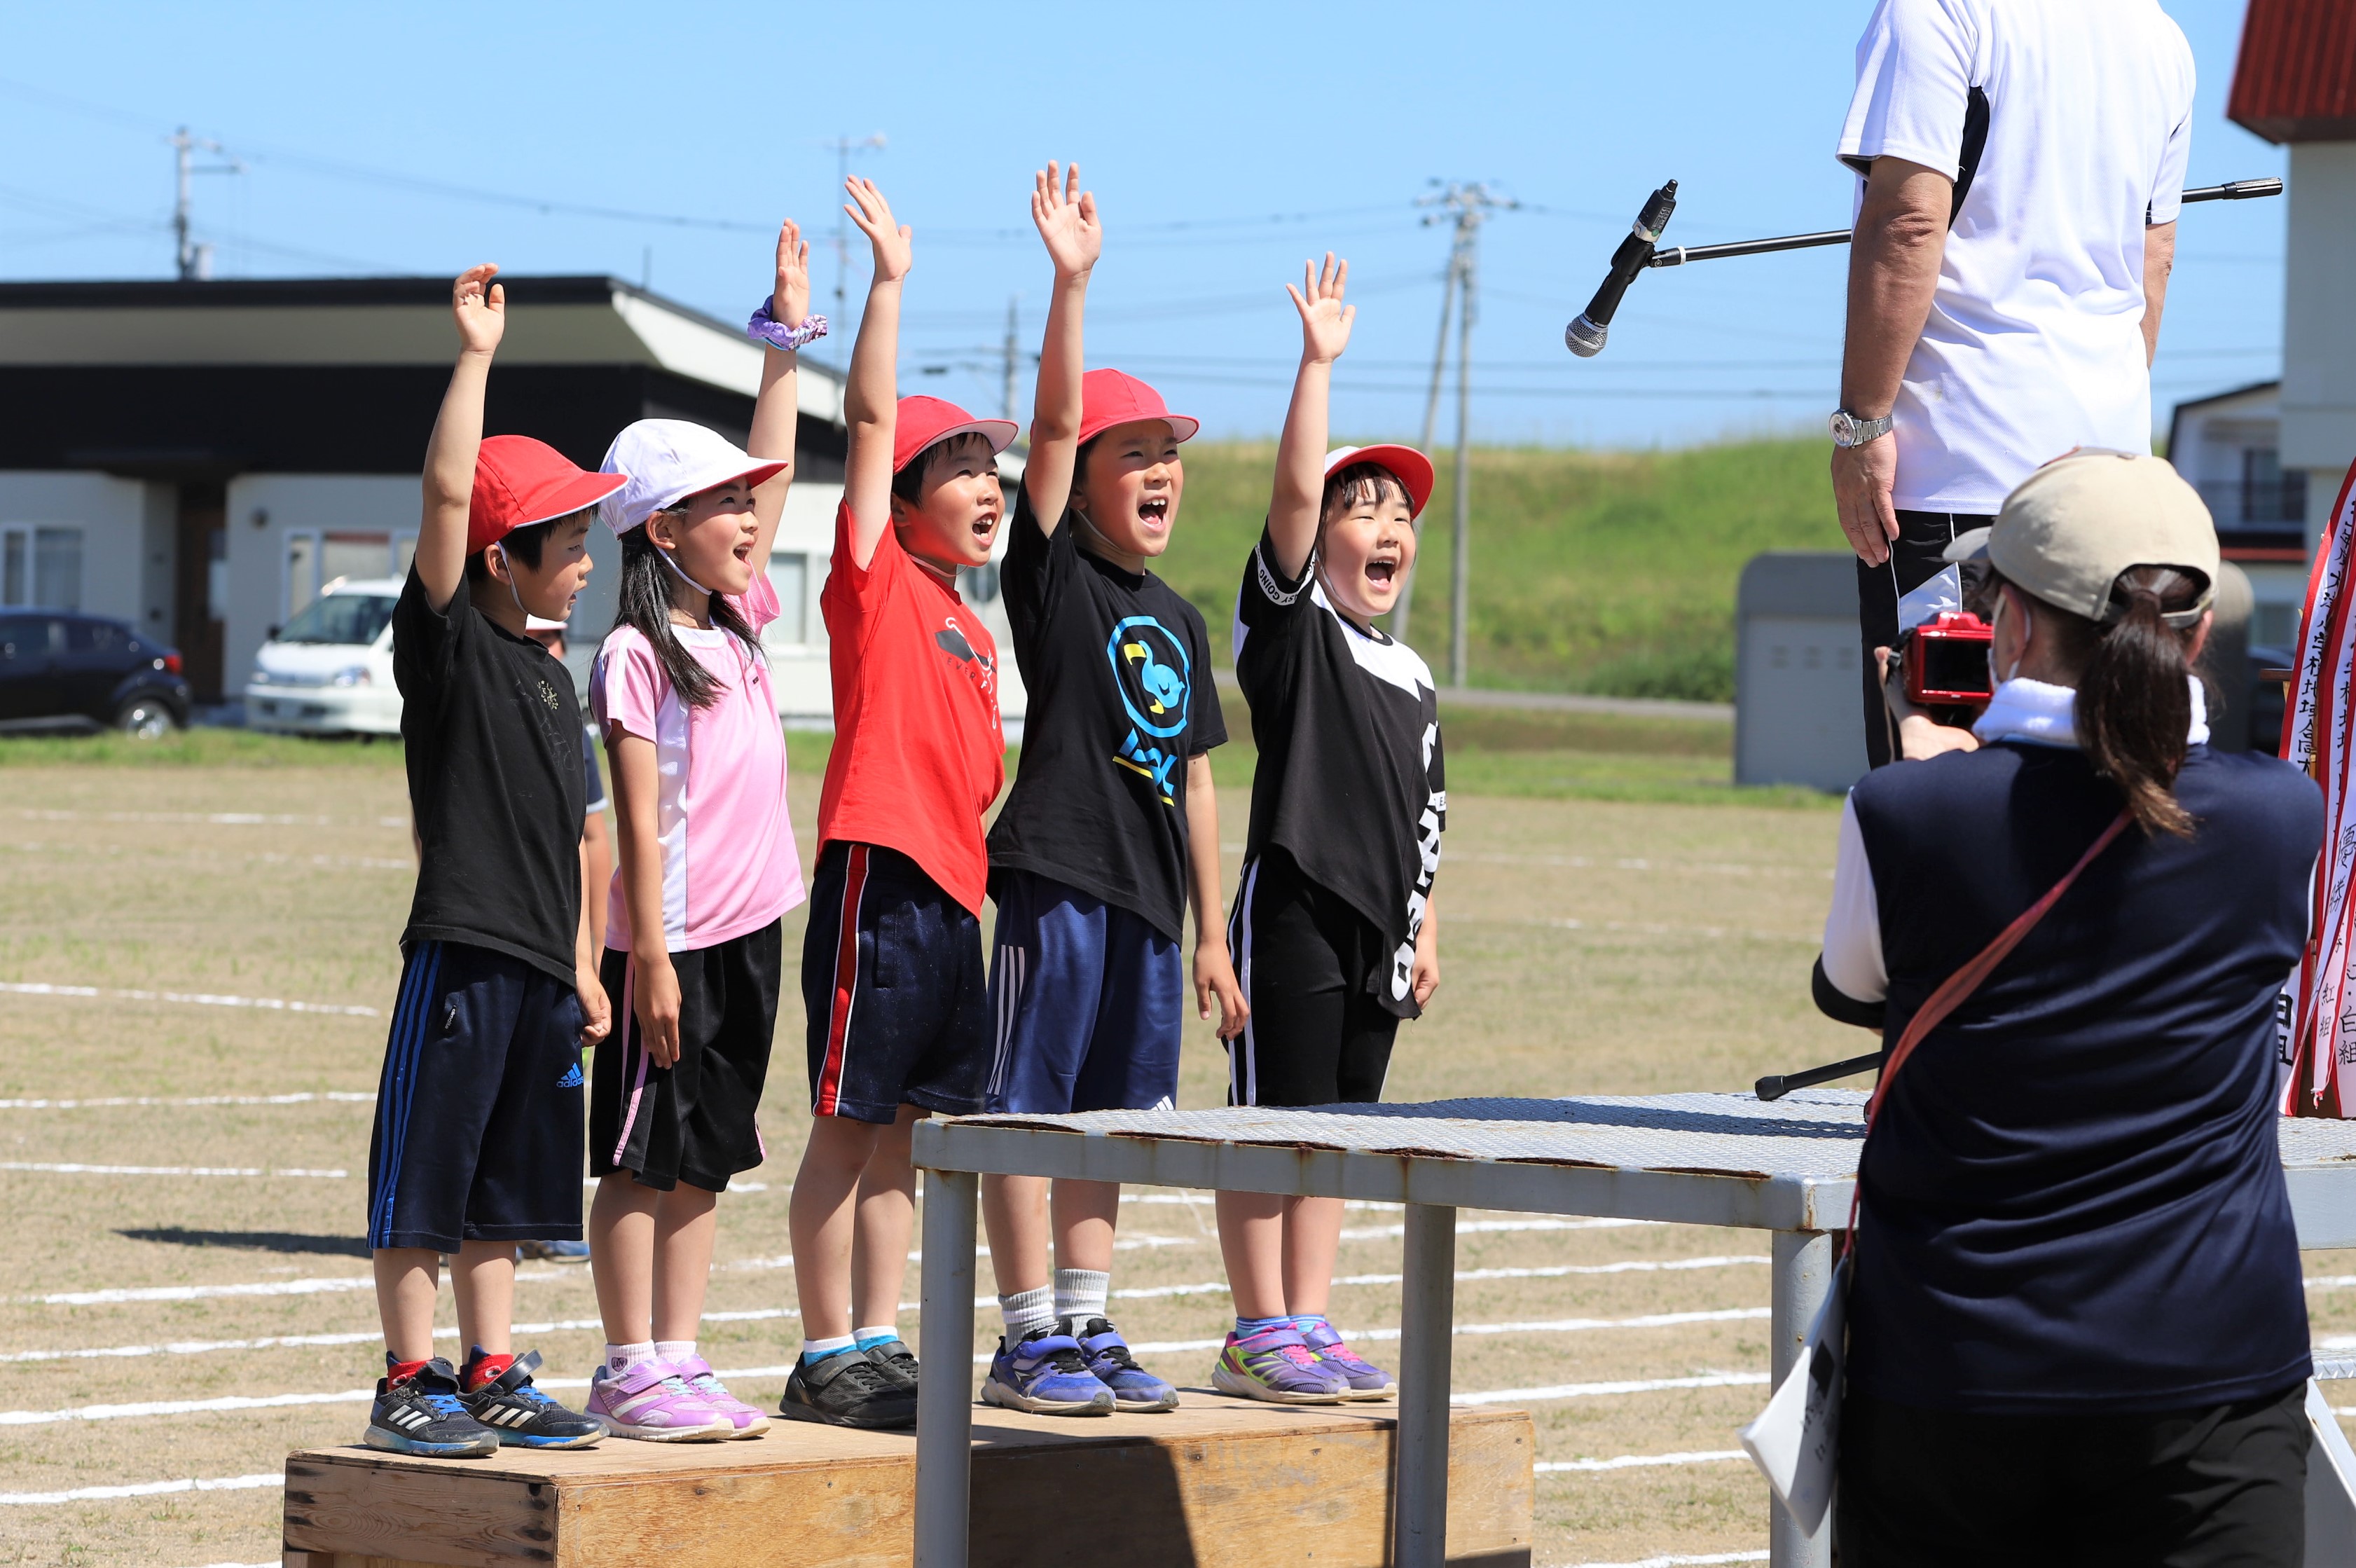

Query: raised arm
[418,264,505,612]
[840,179,914,571]
[747,219,813,576]
[1022,161,1101,530]
[1267,254,1354,581]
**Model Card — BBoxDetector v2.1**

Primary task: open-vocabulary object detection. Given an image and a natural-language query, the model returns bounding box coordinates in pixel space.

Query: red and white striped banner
[2282,457,2356,1116]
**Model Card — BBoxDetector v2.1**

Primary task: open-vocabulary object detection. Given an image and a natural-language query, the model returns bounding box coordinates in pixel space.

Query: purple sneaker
[1066,1316,1180,1412]
[981,1327,1115,1416]
[584,1358,736,1442]
[673,1353,772,1438]
[1297,1319,1396,1400]
[1211,1325,1348,1405]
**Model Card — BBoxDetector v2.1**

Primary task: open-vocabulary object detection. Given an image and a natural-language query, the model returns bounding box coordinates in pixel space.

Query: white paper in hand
[1740,1256,1848,1536]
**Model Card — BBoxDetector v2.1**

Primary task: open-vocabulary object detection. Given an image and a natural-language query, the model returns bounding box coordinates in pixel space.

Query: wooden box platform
[282,1390,1532,1568]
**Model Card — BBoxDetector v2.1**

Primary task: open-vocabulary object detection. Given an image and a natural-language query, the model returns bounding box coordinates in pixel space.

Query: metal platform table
[909,1090,2356,1568]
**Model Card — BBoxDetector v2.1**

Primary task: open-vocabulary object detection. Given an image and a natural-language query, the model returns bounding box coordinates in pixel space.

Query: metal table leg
[1395,1202,1458,1568]
[914,1169,978,1568]
[1768,1229,1835,1568]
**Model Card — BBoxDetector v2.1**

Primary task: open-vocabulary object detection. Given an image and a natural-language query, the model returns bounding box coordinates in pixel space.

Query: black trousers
[1857,510,1992,768]
[1835,1384,2310,1567]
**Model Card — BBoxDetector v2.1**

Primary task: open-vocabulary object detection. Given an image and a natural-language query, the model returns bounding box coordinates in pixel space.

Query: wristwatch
[1830,408,1895,448]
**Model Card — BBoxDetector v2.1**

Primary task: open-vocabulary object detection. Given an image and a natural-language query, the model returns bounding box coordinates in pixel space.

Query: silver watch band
[1831,408,1895,448]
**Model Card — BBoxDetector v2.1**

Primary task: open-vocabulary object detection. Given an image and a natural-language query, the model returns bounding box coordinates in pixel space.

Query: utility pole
[1391,229,1461,644]
[170,128,242,282]
[1001,296,1021,425]
[823,134,887,364]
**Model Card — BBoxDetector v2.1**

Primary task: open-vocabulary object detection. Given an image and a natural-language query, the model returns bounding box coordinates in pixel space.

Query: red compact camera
[1900,611,1995,707]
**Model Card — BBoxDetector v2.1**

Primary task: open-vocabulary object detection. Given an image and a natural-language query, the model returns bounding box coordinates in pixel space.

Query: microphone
[1566,179,1677,358]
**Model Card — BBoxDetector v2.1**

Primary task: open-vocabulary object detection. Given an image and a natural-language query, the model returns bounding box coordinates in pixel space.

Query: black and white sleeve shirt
[1233,527,1445,1017]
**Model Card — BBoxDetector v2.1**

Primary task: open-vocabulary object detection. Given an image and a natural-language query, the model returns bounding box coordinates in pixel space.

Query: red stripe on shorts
[815,844,871,1117]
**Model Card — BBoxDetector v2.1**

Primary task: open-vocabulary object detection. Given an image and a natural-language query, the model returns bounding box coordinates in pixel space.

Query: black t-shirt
[1234,530,1445,1018]
[392,568,586,984]
[986,485,1226,942]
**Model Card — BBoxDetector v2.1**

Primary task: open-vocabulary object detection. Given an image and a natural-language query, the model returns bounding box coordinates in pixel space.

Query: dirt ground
[1,762,2348,1568]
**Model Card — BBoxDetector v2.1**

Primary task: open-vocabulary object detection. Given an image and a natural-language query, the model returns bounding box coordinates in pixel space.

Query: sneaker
[779,1347,919,1429]
[980,1327,1115,1417]
[585,1358,738,1442]
[1296,1319,1396,1400]
[364,1358,500,1457]
[673,1353,771,1438]
[458,1349,605,1448]
[1211,1326,1349,1405]
[862,1337,921,1394]
[1065,1316,1178,1412]
[516,1239,591,1264]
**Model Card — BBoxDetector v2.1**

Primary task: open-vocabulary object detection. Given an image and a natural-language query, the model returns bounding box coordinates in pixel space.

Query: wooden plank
[283,1452,559,1567]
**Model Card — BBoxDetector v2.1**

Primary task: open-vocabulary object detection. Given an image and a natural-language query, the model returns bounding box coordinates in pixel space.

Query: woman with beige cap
[1813,450,2322,1563]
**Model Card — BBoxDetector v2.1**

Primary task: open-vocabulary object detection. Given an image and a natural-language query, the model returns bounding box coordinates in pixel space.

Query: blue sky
[0,1,2286,448]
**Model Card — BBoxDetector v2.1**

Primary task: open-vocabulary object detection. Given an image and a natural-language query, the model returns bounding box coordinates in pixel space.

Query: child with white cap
[579,221,815,1442]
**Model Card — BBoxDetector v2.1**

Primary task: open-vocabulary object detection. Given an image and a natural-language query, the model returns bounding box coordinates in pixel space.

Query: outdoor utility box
[1735,551,1869,792]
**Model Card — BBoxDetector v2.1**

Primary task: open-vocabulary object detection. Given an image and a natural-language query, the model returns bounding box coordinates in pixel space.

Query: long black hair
[609,521,764,709]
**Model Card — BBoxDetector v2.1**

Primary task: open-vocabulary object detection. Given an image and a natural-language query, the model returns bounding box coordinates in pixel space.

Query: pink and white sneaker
[673,1354,771,1438]
[584,1359,736,1442]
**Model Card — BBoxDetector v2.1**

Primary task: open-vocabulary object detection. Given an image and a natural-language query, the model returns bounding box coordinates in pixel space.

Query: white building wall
[221,475,420,696]
[0,470,158,627]
[2285,143,2356,536]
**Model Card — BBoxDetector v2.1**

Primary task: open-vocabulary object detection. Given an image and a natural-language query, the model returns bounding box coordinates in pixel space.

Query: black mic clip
[1566,179,1677,358]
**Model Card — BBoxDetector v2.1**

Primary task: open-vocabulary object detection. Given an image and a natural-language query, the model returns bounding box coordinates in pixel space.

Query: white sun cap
[598,419,787,537]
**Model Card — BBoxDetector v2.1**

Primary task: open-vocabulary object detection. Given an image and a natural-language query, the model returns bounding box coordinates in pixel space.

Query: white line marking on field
[1536,1450,1749,1473]
[8,808,345,826]
[0,1092,375,1110]
[1548,1553,1766,1568]
[1454,1372,1770,1406]
[0,980,378,1017]
[0,1471,282,1505]
[0,1162,347,1178]
[1463,916,1818,945]
[3,1308,806,1365]
[23,1267,574,1306]
[2308,1276,2356,1290]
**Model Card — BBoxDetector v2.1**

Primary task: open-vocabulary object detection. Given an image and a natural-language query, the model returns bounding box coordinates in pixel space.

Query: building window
[766,552,809,647]
[0,525,83,610]
[2240,448,2304,527]
[2253,603,2299,651]
[321,531,391,594]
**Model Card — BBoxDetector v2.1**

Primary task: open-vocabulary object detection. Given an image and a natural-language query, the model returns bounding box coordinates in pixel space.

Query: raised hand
[452,263,505,355]
[774,219,813,325]
[1286,253,1353,366]
[843,177,912,284]
[1031,160,1101,281]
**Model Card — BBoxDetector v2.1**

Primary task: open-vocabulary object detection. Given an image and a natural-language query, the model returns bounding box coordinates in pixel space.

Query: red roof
[2230,0,2356,144]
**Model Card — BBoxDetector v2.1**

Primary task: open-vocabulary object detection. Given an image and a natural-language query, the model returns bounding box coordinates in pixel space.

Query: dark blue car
[0,612,192,738]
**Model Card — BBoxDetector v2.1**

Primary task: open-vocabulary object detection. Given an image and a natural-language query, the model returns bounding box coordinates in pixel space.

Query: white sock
[654,1339,696,1366]
[999,1285,1056,1340]
[1054,1268,1110,1323]
[853,1324,897,1349]
[605,1340,656,1376]
[801,1333,857,1365]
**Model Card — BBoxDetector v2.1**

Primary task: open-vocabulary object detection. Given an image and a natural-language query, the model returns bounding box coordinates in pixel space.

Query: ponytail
[2027,565,2209,838]
[609,523,764,710]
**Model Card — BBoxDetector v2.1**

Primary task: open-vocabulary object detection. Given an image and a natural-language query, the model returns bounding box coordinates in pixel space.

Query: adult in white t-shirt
[1829,0,2193,766]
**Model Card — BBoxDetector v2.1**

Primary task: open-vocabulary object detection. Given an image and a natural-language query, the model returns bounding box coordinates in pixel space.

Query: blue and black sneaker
[1065,1316,1179,1412]
[364,1357,499,1457]
[981,1326,1114,1416]
[458,1348,605,1449]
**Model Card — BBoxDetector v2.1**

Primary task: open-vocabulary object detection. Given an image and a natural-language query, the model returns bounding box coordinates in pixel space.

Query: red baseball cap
[469,436,628,557]
[1077,369,1200,448]
[1325,443,1436,518]
[893,396,1019,476]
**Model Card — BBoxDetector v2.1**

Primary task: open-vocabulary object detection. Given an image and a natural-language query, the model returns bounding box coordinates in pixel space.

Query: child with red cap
[977,165,1245,1417]
[362,265,614,1457]
[577,221,816,1443]
[780,176,1016,1429]
[1213,256,1444,1403]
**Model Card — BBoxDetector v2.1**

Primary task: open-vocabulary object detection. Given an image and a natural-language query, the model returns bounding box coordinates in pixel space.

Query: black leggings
[1226,852,1401,1107]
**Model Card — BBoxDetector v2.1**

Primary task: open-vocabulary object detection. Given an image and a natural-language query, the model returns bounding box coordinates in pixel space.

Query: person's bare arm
[607,727,683,1065]
[2142,221,2176,368]
[841,179,913,572]
[583,808,612,956]
[748,219,813,577]
[1410,891,1440,1010]
[1831,156,1952,568]
[418,265,505,612]
[574,835,609,1048]
[1024,162,1100,531]
[1269,254,1354,580]
[1183,752,1246,1040]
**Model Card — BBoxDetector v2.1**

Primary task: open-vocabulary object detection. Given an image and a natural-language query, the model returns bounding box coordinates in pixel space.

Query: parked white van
[244,577,401,736]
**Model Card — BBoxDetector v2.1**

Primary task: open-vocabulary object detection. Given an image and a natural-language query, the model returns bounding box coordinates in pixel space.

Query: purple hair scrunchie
[748,296,829,352]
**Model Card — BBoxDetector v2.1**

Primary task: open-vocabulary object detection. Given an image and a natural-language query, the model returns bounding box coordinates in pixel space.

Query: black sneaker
[863,1337,921,1393]
[779,1348,919,1429]
[365,1357,500,1457]
[458,1348,605,1449]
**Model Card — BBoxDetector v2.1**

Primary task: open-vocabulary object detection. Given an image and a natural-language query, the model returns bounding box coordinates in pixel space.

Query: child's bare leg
[981,1173,1052,1296]
[652,1182,721,1344]
[450,1240,516,1355]
[1050,1178,1121,1273]
[1215,1190,1290,1319]
[373,1249,441,1363]
[588,1171,659,1345]
[851,1106,922,1328]
[791,1114,886,1340]
[1279,1196,1346,1317]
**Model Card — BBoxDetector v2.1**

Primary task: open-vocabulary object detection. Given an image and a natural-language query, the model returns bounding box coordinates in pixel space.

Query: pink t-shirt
[591,573,805,952]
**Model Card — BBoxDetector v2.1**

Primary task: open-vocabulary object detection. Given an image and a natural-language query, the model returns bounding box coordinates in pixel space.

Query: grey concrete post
[913,1169,978,1568]
[1395,1202,1459,1568]
[1769,1228,1836,1568]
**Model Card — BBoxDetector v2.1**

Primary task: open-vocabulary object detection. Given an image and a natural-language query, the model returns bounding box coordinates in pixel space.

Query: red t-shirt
[816,499,1006,913]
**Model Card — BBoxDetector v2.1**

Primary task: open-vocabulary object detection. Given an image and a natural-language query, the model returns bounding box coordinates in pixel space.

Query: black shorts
[1226,851,1402,1107]
[1836,1383,2310,1568]
[367,940,586,1253]
[591,920,782,1193]
[802,841,990,1125]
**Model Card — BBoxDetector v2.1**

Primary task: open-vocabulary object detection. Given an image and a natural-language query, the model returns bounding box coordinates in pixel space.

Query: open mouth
[1138,497,1171,528]
[733,542,753,563]
[972,511,1000,539]
[1365,560,1398,587]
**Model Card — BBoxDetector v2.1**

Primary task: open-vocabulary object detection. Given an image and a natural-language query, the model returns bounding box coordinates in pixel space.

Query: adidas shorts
[984,868,1183,1116]
[367,940,587,1253]
[1225,851,1401,1108]
[592,920,783,1192]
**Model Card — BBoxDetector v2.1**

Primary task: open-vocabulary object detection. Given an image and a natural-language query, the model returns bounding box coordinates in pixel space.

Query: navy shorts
[592,919,781,1193]
[367,940,586,1253]
[802,841,990,1125]
[985,869,1183,1115]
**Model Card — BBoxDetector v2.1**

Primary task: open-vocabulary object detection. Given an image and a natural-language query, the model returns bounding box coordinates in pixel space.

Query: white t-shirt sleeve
[1821,795,1889,1004]
[1838,0,1977,179]
[2144,25,2196,226]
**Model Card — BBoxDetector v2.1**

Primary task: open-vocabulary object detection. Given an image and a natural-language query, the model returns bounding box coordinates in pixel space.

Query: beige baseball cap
[1943,449,2219,628]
